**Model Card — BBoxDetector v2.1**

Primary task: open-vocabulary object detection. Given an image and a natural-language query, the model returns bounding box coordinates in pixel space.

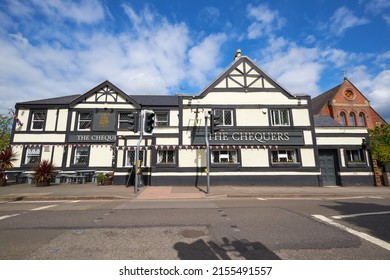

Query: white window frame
[30,112,46,131]
[271,149,298,164]
[155,112,169,127]
[270,109,290,126]
[77,112,92,131]
[214,109,233,126]
[212,149,238,164]
[24,147,41,164]
[74,147,89,165]
[157,149,176,164]
[125,150,146,167]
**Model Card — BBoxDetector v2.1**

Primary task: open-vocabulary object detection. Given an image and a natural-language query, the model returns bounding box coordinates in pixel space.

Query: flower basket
[96,172,114,185]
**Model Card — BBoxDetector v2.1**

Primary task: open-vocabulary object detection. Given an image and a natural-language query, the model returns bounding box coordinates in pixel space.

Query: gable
[199,56,293,98]
[70,80,140,108]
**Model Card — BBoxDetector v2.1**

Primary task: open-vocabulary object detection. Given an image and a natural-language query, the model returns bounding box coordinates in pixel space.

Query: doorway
[318,150,339,186]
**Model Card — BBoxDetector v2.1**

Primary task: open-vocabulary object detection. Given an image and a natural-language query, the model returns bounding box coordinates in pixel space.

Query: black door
[319,150,338,186]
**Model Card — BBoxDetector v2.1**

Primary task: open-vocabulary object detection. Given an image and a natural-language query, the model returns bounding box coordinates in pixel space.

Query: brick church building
[312,77,387,129]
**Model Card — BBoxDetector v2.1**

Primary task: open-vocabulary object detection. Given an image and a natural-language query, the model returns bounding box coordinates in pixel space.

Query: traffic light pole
[205,114,210,194]
[134,110,144,194]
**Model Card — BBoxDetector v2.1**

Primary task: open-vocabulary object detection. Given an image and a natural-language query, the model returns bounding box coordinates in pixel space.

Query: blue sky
[1,0,389,122]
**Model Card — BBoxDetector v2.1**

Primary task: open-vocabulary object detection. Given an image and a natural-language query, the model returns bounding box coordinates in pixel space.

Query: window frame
[359,112,366,127]
[155,111,169,127]
[340,112,347,126]
[270,109,291,126]
[345,149,366,167]
[211,149,239,165]
[270,149,300,166]
[77,111,93,131]
[214,109,234,126]
[30,111,46,131]
[156,148,176,165]
[125,150,146,167]
[349,112,356,126]
[72,146,90,166]
[24,146,41,165]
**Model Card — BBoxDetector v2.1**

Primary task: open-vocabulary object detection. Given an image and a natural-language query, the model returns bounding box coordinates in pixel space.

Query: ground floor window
[157,149,176,164]
[74,147,89,165]
[271,149,298,164]
[125,150,145,167]
[25,146,41,164]
[346,149,365,163]
[212,149,238,164]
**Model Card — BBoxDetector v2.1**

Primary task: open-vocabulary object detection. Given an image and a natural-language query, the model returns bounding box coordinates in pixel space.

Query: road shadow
[321,201,390,243]
[174,237,280,260]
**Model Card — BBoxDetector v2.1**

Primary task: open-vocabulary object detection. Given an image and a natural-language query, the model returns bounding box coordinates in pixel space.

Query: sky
[0,0,389,122]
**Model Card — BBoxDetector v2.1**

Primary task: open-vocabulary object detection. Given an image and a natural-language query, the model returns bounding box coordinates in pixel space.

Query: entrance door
[319,150,338,186]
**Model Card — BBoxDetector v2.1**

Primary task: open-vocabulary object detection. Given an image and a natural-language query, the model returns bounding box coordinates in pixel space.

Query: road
[1,196,390,259]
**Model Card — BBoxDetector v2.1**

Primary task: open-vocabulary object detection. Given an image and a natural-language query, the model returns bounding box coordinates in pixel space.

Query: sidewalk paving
[1,182,390,201]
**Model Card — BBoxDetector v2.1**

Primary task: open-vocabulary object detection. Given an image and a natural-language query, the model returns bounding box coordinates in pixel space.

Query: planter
[101,179,112,186]
[0,178,6,187]
[36,180,50,187]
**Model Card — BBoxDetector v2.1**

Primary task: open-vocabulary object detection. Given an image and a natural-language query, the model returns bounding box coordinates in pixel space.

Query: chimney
[234,49,242,60]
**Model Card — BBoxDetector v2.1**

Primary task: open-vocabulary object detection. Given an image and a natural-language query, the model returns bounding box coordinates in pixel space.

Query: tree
[0,114,13,151]
[368,124,390,166]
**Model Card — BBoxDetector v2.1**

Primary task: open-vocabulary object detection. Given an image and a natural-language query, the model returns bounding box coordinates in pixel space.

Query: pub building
[10,54,374,187]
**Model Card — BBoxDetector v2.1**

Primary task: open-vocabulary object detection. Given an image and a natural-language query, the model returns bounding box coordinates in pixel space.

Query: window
[74,147,89,165]
[359,113,366,127]
[155,112,169,127]
[30,112,46,131]
[157,149,176,164]
[271,109,290,126]
[25,146,41,164]
[214,109,233,126]
[78,112,92,130]
[349,112,356,126]
[125,150,145,167]
[346,149,365,163]
[118,112,133,129]
[212,149,238,164]
[271,149,298,164]
[340,112,346,126]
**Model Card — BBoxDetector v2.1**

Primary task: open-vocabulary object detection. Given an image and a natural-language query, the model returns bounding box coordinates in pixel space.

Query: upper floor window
[349,112,356,126]
[24,146,41,164]
[271,109,290,126]
[31,112,46,131]
[359,112,366,127]
[155,112,169,127]
[340,112,346,126]
[118,112,136,130]
[78,112,92,130]
[214,109,233,126]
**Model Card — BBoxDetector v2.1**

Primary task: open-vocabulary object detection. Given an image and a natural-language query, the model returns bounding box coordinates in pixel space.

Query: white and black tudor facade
[10,56,374,187]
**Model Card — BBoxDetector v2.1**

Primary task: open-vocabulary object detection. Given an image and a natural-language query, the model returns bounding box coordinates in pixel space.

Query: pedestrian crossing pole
[134,111,144,194]
[205,112,211,194]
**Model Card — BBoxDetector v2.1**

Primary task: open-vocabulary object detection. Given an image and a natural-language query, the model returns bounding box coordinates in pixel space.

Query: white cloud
[0,3,228,113]
[364,0,390,14]
[246,4,285,39]
[329,7,369,36]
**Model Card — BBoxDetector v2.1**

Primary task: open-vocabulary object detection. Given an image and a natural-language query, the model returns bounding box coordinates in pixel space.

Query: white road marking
[332,211,390,220]
[30,205,57,211]
[312,214,390,251]
[0,213,21,221]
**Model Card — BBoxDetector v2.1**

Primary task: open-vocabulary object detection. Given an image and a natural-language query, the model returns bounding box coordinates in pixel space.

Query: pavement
[1,181,390,201]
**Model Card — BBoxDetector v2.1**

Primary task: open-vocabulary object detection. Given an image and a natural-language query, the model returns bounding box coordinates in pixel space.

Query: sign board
[68,133,117,143]
[192,128,304,146]
[92,111,116,131]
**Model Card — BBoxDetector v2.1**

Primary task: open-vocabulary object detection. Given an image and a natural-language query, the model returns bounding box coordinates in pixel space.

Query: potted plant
[0,147,16,186]
[96,172,113,185]
[33,160,56,187]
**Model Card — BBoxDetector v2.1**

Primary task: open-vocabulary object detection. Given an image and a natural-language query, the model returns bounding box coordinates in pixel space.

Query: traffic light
[144,110,155,134]
[210,111,221,134]
[127,112,139,132]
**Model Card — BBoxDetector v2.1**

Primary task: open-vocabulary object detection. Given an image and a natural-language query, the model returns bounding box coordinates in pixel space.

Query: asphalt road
[1,196,390,260]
